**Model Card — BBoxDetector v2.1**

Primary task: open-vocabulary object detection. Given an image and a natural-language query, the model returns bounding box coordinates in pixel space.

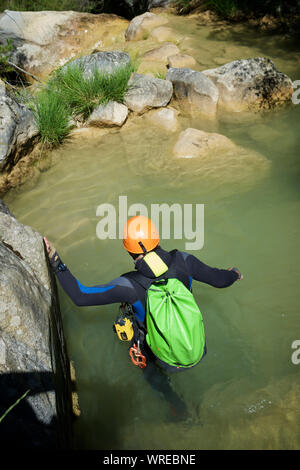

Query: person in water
[44,215,242,420]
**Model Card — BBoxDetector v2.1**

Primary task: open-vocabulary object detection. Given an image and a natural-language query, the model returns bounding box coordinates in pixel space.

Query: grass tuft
[30,87,72,145]
[23,61,134,145]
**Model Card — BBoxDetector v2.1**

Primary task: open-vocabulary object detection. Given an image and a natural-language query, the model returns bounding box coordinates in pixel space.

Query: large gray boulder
[166,67,219,118]
[0,10,129,81]
[62,51,131,79]
[0,201,73,448]
[0,83,39,171]
[203,57,294,112]
[124,73,173,113]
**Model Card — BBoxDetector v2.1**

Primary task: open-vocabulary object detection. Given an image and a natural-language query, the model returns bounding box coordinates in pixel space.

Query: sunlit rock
[142,43,180,62]
[167,53,197,69]
[87,101,128,127]
[144,107,180,132]
[0,10,129,81]
[203,57,293,113]
[124,73,173,113]
[125,12,168,41]
[149,26,182,43]
[166,67,219,118]
[0,85,39,171]
[62,51,131,79]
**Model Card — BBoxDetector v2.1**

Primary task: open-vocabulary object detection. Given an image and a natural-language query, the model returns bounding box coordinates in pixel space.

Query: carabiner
[129,341,147,369]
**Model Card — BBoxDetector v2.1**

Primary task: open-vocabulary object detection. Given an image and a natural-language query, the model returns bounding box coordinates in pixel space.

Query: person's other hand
[228,267,243,280]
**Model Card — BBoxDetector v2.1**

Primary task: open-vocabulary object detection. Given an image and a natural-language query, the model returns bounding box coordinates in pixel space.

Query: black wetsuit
[56,246,238,317]
[54,246,239,418]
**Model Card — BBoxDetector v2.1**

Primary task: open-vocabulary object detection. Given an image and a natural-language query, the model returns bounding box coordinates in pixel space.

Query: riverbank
[0,9,297,197]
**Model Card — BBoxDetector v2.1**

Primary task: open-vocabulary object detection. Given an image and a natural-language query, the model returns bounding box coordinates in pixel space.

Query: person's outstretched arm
[179,251,242,288]
[44,237,136,307]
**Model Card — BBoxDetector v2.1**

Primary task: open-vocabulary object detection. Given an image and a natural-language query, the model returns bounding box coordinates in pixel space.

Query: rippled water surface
[4,14,300,449]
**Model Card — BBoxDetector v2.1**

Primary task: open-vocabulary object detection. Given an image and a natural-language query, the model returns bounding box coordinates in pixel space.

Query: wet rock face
[0,85,39,171]
[203,57,293,112]
[124,73,173,113]
[166,67,219,118]
[0,201,73,448]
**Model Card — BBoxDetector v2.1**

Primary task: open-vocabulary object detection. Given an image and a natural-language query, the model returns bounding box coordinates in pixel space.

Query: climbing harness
[113,302,147,368]
[113,303,135,342]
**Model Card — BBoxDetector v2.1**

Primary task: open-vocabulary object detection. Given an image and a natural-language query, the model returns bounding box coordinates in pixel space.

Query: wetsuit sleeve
[56,268,138,307]
[179,252,239,288]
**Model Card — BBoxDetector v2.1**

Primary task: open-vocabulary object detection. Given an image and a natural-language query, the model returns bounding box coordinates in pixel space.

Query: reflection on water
[4,14,300,450]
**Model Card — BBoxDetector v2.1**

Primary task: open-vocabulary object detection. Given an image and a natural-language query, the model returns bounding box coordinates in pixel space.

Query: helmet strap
[138,241,147,254]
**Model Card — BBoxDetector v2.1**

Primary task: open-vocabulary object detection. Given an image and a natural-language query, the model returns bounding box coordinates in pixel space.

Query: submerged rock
[142,43,180,62]
[0,85,39,171]
[167,54,197,69]
[149,26,182,43]
[203,57,293,112]
[0,10,129,81]
[124,73,173,113]
[87,101,128,127]
[125,12,168,41]
[0,201,73,448]
[172,127,271,189]
[166,67,219,118]
[144,107,180,132]
[173,128,235,158]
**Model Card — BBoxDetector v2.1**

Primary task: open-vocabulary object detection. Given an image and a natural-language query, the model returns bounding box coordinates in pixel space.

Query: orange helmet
[123,216,160,254]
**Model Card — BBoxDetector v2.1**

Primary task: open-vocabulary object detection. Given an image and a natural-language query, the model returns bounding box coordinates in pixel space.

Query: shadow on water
[0,371,58,449]
[74,377,139,450]
[203,21,300,55]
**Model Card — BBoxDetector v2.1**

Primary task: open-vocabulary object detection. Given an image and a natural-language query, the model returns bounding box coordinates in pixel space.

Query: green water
[4,16,300,449]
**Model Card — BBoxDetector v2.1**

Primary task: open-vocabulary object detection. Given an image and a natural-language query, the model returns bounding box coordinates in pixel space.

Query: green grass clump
[25,61,134,145]
[31,87,72,145]
[0,0,97,12]
[49,62,133,119]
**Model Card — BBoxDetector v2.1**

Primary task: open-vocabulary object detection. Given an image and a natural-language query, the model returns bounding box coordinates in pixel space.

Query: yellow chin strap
[143,251,168,277]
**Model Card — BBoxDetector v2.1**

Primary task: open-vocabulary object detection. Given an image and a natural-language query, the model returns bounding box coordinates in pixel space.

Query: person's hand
[228,267,243,280]
[43,237,58,261]
[43,236,65,273]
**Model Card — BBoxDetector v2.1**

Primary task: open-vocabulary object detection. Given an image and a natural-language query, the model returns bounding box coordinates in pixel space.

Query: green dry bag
[145,278,205,368]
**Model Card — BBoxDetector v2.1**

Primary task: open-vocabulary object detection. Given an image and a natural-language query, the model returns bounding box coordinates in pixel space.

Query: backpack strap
[123,270,153,291]
[123,250,190,291]
[168,249,191,290]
